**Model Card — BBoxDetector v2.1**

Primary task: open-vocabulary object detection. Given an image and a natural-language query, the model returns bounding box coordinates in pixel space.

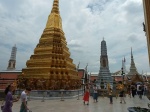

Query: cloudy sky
[0,0,149,74]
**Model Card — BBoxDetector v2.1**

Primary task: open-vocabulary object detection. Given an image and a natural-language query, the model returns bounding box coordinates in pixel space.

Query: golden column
[18,0,81,90]
[142,0,150,64]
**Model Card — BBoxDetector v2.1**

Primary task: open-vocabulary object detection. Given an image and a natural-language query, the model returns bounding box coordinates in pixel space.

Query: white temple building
[7,45,17,70]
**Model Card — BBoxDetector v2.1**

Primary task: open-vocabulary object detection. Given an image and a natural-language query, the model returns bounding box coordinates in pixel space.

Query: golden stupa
[18,0,81,90]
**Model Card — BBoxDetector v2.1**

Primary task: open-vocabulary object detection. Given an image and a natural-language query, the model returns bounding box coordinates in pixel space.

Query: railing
[15,89,83,101]
[1,88,123,101]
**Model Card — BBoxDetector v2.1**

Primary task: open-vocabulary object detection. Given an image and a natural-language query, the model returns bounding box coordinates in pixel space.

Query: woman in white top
[20,88,31,112]
[93,85,98,102]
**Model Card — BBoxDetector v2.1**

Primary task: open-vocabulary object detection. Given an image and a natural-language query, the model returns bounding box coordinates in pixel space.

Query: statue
[116,83,124,90]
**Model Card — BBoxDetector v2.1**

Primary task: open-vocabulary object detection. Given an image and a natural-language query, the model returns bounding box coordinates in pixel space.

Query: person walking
[109,88,113,104]
[137,84,141,96]
[144,84,148,96]
[138,85,143,99]
[141,85,144,96]
[83,84,90,105]
[119,90,126,104]
[2,84,18,112]
[131,85,136,98]
[20,88,31,112]
[93,85,98,102]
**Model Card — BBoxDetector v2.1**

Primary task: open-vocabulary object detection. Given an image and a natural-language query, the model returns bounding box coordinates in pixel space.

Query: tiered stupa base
[18,74,81,90]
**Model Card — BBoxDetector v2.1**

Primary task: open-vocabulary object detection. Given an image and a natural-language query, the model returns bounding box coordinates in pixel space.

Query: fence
[15,89,83,101]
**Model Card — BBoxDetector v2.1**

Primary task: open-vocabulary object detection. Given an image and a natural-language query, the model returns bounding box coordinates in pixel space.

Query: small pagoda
[18,0,81,90]
[125,48,146,85]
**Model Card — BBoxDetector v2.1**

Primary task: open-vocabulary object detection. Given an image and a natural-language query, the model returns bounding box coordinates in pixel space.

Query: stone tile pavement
[1,95,149,112]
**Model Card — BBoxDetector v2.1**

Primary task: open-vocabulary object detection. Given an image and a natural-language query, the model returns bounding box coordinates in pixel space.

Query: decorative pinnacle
[131,47,133,58]
[51,0,59,14]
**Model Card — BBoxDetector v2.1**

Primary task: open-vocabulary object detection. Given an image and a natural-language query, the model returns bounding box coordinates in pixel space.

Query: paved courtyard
[1,95,150,112]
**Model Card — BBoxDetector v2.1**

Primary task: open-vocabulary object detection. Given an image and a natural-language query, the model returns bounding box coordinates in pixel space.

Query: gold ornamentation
[18,0,80,90]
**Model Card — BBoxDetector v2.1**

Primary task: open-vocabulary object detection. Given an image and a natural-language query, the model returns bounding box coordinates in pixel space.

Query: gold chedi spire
[18,0,81,90]
[52,0,59,14]
[46,0,62,30]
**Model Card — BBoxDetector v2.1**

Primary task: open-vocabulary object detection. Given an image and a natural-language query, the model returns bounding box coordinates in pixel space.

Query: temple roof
[130,74,143,82]
[127,48,139,77]
[112,70,128,76]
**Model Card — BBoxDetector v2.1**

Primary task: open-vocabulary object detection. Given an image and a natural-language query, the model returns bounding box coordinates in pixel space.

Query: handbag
[1,100,5,110]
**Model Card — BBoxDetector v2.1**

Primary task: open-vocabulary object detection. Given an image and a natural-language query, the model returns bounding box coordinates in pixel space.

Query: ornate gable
[131,74,143,83]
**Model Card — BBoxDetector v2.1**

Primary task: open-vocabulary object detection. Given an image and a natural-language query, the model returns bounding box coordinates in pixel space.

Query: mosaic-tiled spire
[129,48,137,74]
[7,45,17,70]
[46,0,62,29]
[97,39,112,86]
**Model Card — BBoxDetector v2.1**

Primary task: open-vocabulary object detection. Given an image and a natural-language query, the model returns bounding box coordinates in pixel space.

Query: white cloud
[0,0,149,73]
[109,58,117,64]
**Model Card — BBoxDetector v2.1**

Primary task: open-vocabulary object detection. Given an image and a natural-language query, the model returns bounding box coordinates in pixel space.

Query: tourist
[136,84,141,95]
[20,87,31,112]
[2,84,18,112]
[138,85,143,99]
[119,90,126,104]
[93,85,98,102]
[141,85,145,95]
[83,84,90,105]
[144,84,148,96]
[109,88,113,104]
[131,85,136,98]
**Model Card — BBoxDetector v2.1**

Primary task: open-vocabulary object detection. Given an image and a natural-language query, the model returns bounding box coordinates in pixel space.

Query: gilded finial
[52,0,59,14]
[46,0,62,29]
[131,47,133,58]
